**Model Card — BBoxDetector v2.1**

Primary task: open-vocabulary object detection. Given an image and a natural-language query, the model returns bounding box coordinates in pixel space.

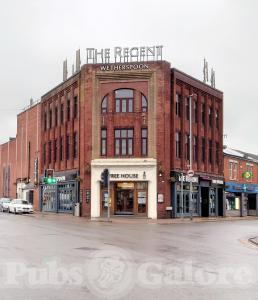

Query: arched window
[115,89,134,113]
[101,96,108,113]
[141,94,148,112]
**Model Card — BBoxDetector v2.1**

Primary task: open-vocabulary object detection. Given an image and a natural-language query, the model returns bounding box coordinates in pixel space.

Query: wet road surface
[0,213,258,300]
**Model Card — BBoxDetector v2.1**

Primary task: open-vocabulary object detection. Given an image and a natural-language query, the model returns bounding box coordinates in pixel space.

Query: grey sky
[0,0,257,153]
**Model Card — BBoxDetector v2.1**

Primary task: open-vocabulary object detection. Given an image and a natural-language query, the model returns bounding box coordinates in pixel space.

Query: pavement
[0,212,258,300]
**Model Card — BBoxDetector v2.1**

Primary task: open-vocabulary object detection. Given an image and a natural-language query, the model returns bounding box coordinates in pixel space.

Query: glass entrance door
[115,189,134,215]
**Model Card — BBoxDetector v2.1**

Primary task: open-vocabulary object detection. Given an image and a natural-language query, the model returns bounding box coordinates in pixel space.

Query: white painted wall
[91,158,157,219]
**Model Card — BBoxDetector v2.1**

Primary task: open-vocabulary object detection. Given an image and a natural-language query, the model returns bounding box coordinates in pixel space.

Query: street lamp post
[189,94,193,221]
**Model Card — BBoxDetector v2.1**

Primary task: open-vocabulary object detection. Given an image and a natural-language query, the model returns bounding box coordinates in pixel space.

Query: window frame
[141,128,148,156]
[101,128,107,156]
[114,89,134,113]
[114,128,134,156]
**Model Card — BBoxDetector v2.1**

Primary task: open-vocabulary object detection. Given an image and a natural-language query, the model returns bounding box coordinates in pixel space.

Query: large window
[202,137,206,162]
[115,129,133,156]
[185,97,189,120]
[101,96,108,113]
[48,141,52,164]
[176,93,181,117]
[54,139,57,162]
[194,101,198,123]
[74,96,78,119]
[66,135,70,160]
[141,94,148,112]
[185,134,190,160]
[60,137,63,161]
[215,109,219,129]
[193,136,198,161]
[141,128,148,156]
[49,109,52,128]
[209,107,213,127]
[74,132,78,158]
[209,140,213,163]
[229,161,238,180]
[175,132,181,158]
[60,104,64,124]
[101,128,107,156]
[44,112,47,131]
[55,106,58,127]
[67,99,70,121]
[201,103,205,125]
[115,89,134,113]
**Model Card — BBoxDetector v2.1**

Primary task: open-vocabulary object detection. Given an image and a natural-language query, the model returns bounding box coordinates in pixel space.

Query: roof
[224,147,258,163]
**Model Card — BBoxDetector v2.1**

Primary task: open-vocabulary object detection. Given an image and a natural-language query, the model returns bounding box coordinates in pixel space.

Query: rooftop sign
[86,46,163,64]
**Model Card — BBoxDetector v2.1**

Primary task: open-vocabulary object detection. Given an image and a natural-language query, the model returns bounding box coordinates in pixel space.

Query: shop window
[141,128,148,156]
[114,128,134,156]
[226,196,240,210]
[101,96,108,113]
[141,94,148,112]
[176,93,181,117]
[175,132,181,158]
[101,128,107,156]
[115,89,134,113]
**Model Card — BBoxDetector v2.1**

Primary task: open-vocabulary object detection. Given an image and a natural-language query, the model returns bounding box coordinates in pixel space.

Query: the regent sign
[86,45,163,64]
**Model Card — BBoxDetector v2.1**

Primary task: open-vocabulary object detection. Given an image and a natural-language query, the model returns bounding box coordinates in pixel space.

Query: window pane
[102,96,107,113]
[128,99,133,112]
[101,129,106,138]
[141,129,147,138]
[142,139,147,155]
[121,130,127,138]
[115,140,120,155]
[101,140,106,155]
[128,129,133,138]
[115,130,120,138]
[115,89,133,98]
[122,99,127,112]
[122,139,127,155]
[116,99,120,112]
[128,139,133,155]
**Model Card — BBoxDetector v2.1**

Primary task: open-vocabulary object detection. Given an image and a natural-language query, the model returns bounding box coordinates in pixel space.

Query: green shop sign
[242,171,253,179]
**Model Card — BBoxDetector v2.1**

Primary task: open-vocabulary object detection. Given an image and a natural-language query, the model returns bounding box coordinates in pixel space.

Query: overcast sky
[0,0,257,153]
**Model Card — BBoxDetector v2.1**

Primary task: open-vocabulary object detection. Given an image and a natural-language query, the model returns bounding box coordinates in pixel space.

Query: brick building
[39,59,224,219]
[0,101,41,207]
[224,148,258,217]
[0,52,224,218]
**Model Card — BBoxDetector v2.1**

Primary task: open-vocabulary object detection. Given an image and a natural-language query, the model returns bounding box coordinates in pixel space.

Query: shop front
[91,158,157,219]
[171,172,224,218]
[39,170,79,214]
[225,182,258,217]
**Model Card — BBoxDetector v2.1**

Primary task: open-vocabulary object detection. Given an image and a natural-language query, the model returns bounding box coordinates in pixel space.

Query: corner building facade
[40,60,223,219]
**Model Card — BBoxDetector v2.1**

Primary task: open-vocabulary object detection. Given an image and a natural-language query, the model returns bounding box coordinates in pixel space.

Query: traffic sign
[187,169,195,177]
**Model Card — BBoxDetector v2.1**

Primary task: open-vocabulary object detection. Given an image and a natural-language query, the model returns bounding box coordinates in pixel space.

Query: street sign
[187,169,195,177]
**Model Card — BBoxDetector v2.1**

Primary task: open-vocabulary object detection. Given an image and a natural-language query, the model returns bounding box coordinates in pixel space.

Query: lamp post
[189,94,194,221]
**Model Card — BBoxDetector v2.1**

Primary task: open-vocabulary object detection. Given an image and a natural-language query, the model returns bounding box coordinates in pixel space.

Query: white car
[8,199,34,214]
[0,198,12,212]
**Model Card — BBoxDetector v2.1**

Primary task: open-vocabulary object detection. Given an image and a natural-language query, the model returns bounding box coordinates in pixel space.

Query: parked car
[8,199,33,214]
[0,198,12,212]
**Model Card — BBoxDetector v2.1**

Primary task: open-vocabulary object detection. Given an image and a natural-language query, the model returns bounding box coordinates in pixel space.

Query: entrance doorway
[116,189,134,215]
[201,187,209,217]
[247,194,257,216]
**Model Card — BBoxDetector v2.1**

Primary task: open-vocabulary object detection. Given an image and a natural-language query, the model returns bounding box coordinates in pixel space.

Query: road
[0,213,258,300]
